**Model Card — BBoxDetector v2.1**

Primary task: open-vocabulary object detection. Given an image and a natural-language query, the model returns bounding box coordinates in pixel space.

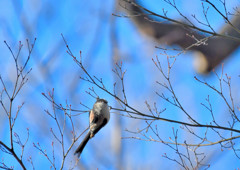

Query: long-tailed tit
[74,98,110,157]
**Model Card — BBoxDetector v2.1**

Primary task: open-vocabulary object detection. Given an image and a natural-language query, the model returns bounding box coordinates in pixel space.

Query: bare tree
[58,35,240,169]
[0,39,36,170]
[118,0,240,73]
[1,0,240,169]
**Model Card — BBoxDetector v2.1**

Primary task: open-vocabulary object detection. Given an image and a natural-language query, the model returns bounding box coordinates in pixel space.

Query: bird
[74,98,110,157]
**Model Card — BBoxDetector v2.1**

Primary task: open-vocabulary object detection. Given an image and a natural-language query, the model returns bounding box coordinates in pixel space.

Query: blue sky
[0,0,240,169]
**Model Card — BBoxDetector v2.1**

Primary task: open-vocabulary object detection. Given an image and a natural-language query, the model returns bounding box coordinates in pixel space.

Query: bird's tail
[74,131,91,157]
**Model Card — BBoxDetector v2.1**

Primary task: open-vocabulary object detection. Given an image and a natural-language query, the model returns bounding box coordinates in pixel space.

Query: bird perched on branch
[74,98,110,157]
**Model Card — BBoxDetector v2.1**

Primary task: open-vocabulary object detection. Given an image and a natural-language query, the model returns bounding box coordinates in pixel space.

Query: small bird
[74,98,110,157]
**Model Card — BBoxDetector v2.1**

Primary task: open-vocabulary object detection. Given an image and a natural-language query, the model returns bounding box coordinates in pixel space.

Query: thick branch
[120,0,240,73]
[0,141,26,170]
